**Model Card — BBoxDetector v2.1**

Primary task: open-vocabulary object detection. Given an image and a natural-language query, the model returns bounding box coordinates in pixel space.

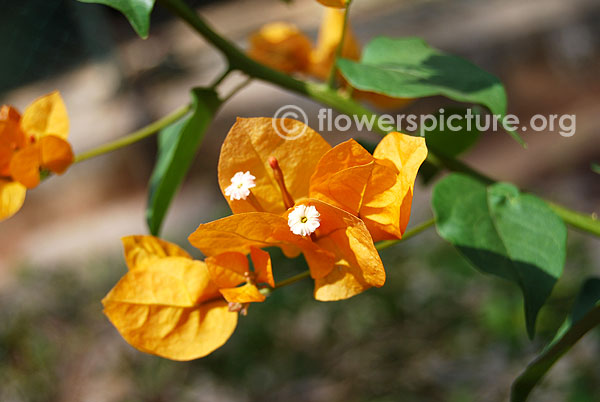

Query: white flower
[224,171,256,201]
[288,204,320,237]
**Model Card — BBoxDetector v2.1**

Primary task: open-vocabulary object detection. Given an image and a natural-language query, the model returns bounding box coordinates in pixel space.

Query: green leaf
[422,107,482,157]
[355,139,377,154]
[146,88,221,235]
[432,174,567,338]
[592,162,600,175]
[419,107,482,184]
[511,278,600,402]
[337,37,525,145]
[78,0,156,38]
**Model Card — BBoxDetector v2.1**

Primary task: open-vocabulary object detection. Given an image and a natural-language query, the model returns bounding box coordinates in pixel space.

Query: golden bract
[103,236,239,361]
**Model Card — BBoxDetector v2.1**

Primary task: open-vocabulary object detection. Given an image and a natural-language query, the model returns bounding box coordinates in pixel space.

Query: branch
[74,103,191,163]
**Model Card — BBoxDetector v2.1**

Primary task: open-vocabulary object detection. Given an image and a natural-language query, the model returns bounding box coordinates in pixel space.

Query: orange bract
[9,135,74,189]
[0,91,73,221]
[218,117,331,214]
[206,251,250,289]
[206,247,274,304]
[248,22,312,73]
[189,197,386,300]
[39,135,74,174]
[20,91,69,140]
[103,236,238,361]
[220,283,266,304]
[189,212,336,280]
[9,143,42,189]
[309,8,360,80]
[122,235,192,269]
[284,199,386,300]
[251,246,275,288]
[0,106,26,177]
[0,180,26,221]
[310,134,428,241]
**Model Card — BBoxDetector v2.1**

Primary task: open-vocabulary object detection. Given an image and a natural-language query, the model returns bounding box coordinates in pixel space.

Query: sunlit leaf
[338,37,524,145]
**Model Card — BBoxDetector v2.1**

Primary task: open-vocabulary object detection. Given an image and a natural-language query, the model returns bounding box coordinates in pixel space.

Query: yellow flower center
[300,216,308,223]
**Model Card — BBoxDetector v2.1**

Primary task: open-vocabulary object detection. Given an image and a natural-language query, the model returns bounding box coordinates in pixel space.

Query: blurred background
[1,0,599,400]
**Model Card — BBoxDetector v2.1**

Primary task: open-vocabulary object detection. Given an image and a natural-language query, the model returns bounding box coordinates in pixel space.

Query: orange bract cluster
[193,118,427,301]
[248,9,358,81]
[247,8,412,109]
[106,118,427,360]
[0,92,73,221]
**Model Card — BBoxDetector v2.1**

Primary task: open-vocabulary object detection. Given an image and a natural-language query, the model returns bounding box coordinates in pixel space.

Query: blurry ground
[1,0,599,401]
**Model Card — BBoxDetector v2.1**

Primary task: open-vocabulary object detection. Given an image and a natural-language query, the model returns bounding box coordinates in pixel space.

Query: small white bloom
[225,171,256,201]
[288,204,320,237]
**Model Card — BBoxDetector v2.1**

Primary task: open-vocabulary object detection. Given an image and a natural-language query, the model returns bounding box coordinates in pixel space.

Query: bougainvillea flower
[218,117,331,214]
[103,236,238,361]
[189,198,385,301]
[188,211,336,279]
[285,199,385,300]
[248,22,313,73]
[224,170,256,201]
[288,204,321,236]
[316,0,347,8]
[206,247,275,306]
[310,134,428,241]
[218,118,427,242]
[246,10,410,110]
[0,92,74,222]
[206,117,426,300]
[308,8,361,81]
